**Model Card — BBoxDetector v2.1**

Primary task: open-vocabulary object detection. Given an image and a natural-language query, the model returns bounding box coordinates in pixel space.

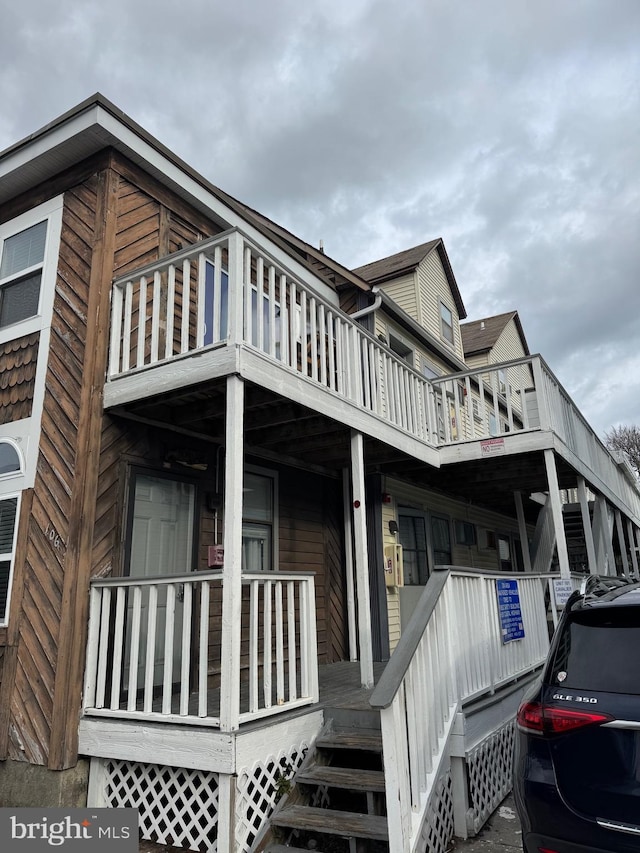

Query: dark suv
[514,576,640,853]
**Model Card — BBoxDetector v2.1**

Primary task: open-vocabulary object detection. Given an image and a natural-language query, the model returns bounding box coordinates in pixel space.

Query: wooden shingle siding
[0,334,39,423]
[5,179,99,766]
[113,180,161,273]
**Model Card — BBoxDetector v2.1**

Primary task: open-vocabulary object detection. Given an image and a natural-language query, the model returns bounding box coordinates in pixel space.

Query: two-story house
[1,94,639,853]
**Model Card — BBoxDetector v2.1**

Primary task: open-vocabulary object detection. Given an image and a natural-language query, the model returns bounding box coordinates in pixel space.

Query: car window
[550,608,640,694]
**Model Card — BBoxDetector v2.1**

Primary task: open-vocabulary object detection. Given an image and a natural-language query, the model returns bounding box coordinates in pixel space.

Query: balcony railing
[83,570,318,726]
[107,231,640,519]
[108,229,435,443]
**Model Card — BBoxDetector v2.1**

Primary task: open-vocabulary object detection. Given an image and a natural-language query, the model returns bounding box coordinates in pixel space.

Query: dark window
[455,520,476,546]
[398,514,429,585]
[431,515,452,566]
[552,608,640,693]
[0,496,18,622]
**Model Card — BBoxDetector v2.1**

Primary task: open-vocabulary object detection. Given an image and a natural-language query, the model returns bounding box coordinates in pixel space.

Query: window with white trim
[0,197,62,347]
[0,494,19,625]
[0,220,47,330]
[440,302,454,345]
[0,441,22,477]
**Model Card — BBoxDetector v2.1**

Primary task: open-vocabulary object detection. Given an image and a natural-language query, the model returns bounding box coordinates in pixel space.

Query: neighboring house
[461,310,530,368]
[1,95,639,853]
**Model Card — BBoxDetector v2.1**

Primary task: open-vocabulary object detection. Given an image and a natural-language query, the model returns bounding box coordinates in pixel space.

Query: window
[398,512,429,585]
[440,302,454,345]
[422,358,440,380]
[498,368,507,396]
[204,262,229,344]
[455,520,476,546]
[0,220,47,329]
[0,198,62,346]
[489,411,498,436]
[243,469,277,571]
[431,515,452,566]
[388,332,413,366]
[471,398,483,422]
[0,495,19,624]
[0,441,22,477]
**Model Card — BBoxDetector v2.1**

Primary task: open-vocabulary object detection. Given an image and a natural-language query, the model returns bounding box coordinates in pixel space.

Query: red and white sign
[480,437,506,457]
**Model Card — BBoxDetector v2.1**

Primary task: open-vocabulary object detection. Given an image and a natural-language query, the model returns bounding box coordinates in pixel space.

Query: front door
[125,471,197,688]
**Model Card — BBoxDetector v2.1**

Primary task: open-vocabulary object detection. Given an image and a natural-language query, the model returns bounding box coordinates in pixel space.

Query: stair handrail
[369,569,449,711]
[370,566,559,853]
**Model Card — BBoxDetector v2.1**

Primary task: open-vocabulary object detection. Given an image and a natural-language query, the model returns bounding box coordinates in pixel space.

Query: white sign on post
[553,578,574,608]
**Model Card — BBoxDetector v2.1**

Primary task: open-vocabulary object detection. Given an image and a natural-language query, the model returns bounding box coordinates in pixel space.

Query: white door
[126,473,196,688]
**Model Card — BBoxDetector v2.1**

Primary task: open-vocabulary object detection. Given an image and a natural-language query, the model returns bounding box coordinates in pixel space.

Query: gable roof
[0,93,371,295]
[352,239,466,319]
[461,311,530,357]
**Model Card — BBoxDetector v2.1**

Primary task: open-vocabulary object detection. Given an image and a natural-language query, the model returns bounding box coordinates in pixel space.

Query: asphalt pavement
[450,795,522,852]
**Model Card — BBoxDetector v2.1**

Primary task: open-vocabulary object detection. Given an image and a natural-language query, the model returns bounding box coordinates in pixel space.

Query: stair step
[266,846,312,853]
[297,765,385,792]
[271,805,388,840]
[315,729,383,752]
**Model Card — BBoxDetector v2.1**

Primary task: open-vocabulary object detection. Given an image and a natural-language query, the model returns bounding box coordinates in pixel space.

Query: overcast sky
[1,0,638,437]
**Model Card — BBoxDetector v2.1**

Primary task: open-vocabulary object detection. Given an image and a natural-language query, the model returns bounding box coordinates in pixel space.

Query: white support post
[227,231,245,346]
[87,758,109,807]
[532,357,551,431]
[627,518,639,577]
[513,491,532,572]
[544,449,571,579]
[577,477,597,575]
[615,509,630,578]
[593,495,616,575]
[342,467,358,661]
[220,375,244,731]
[215,773,235,853]
[351,431,374,688]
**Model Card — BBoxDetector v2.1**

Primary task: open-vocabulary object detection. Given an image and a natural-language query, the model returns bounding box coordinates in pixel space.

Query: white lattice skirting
[465,719,515,835]
[235,741,308,853]
[102,759,220,851]
[417,769,455,853]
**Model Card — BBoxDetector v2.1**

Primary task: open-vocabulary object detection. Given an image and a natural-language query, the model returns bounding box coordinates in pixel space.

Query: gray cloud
[1,0,639,436]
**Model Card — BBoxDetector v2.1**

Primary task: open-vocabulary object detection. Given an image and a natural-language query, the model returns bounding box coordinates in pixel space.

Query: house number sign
[45,523,65,552]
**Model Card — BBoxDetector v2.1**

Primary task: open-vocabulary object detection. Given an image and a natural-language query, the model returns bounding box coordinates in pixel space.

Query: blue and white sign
[495,579,525,643]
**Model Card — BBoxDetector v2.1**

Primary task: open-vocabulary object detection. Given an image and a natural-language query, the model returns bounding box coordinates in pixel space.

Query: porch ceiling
[108,377,571,525]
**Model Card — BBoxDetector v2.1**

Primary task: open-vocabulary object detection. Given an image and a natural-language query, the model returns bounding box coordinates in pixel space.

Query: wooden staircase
[266,709,389,853]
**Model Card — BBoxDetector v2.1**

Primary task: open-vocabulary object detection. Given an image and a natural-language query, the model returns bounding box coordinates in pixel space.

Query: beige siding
[385,477,530,572]
[382,500,402,652]
[464,353,487,370]
[417,250,465,361]
[492,319,526,363]
[376,273,418,321]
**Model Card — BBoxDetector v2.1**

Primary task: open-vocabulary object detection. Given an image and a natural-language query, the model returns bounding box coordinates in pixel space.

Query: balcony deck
[103,229,640,525]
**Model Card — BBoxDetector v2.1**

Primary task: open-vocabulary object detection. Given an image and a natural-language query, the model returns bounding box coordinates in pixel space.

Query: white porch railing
[370,567,556,853]
[83,570,318,726]
[432,357,640,522]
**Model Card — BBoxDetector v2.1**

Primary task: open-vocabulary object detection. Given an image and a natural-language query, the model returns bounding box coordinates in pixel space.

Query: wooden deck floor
[143,659,388,723]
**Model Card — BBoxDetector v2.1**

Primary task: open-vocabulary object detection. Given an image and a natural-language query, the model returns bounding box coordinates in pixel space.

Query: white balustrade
[371,568,557,853]
[84,570,317,726]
